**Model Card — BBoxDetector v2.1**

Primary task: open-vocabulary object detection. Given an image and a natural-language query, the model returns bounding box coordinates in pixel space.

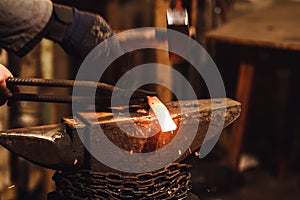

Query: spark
[178,150,182,155]
[73,159,78,165]
[8,185,15,189]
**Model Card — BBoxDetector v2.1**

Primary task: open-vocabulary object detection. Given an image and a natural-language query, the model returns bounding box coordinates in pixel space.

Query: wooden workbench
[206,2,300,172]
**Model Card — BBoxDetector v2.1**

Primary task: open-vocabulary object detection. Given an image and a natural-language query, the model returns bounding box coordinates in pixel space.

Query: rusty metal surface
[0,98,241,172]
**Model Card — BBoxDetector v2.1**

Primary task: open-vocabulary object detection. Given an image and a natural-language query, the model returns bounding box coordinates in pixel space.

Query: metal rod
[12,93,71,103]
[6,77,156,96]
[7,77,115,90]
[11,93,146,107]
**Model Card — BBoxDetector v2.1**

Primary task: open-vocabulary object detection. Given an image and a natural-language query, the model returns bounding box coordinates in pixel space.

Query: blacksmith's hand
[45,4,113,60]
[0,64,13,106]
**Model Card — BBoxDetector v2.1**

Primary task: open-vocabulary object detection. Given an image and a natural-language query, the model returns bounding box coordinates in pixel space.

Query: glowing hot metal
[147,96,177,132]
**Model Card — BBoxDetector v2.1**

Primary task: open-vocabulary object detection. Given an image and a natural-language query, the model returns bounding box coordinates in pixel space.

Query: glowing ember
[147,96,177,132]
[73,159,78,165]
[8,185,15,189]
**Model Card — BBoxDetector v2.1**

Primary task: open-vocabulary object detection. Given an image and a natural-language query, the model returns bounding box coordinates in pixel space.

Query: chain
[52,163,192,200]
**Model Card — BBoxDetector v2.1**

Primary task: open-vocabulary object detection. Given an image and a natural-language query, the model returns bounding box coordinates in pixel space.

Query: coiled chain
[52,163,192,200]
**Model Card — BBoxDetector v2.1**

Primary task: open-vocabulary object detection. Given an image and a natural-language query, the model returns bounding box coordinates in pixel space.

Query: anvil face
[0,98,240,173]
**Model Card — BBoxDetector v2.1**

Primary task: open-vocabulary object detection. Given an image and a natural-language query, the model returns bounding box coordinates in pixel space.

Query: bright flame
[147,96,177,132]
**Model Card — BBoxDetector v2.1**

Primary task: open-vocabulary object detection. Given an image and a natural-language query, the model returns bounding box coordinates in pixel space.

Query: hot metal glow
[147,96,177,132]
[8,185,16,190]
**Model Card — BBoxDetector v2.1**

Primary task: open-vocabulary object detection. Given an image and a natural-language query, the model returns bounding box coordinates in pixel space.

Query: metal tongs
[6,77,156,108]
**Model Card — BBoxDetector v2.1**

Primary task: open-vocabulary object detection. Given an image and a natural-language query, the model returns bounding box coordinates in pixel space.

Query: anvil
[0,98,240,173]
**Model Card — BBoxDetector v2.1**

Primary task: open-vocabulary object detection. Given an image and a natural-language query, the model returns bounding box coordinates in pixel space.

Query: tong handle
[11,93,146,107]
[6,77,115,91]
[6,77,156,96]
[12,93,73,103]
[11,93,113,104]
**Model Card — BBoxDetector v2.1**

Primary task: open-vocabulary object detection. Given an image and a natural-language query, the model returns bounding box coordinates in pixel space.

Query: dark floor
[199,170,300,200]
[187,157,300,200]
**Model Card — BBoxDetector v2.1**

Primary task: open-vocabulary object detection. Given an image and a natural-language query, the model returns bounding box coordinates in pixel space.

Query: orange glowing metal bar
[147,96,177,132]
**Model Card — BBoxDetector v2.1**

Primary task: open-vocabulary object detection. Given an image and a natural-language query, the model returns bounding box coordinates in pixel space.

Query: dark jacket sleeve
[0,0,53,56]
